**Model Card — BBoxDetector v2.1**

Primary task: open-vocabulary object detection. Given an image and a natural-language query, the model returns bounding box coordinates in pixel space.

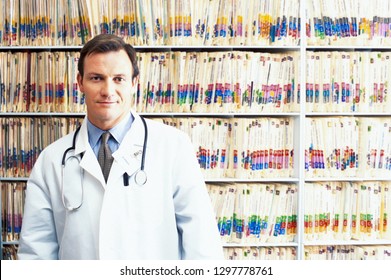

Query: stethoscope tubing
[62,117,147,171]
[139,116,147,172]
[61,126,82,166]
[61,116,148,210]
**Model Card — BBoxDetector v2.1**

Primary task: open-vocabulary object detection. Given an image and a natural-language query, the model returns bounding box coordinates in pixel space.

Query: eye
[90,76,102,81]
[114,77,125,82]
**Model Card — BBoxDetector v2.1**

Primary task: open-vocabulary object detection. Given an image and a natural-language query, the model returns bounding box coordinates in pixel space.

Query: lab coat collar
[74,118,90,156]
[75,118,105,184]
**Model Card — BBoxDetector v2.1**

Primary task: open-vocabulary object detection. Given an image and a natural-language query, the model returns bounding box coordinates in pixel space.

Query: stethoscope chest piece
[62,116,149,210]
[134,169,147,186]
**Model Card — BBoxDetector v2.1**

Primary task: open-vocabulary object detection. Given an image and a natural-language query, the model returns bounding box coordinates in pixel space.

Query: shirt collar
[87,112,134,149]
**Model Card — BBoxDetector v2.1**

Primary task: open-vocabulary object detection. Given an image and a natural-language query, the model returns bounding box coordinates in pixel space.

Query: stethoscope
[60,116,148,211]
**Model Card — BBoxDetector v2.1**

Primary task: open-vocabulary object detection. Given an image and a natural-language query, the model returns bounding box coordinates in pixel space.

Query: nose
[100,80,115,97]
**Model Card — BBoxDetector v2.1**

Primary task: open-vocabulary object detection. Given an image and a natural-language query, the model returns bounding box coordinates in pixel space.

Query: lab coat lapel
[75,119,106,185]
[111,113,146,181]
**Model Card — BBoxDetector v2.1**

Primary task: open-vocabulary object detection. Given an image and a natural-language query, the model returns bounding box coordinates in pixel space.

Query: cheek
[119,87,134,102]
[83,85,101,99]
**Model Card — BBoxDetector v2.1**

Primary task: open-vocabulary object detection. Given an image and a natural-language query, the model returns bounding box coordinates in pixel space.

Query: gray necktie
[98,131,114,182]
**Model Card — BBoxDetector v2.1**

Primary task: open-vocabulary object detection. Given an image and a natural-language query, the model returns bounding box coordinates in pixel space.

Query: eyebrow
[85,72,127,77]
[85,72,103,77]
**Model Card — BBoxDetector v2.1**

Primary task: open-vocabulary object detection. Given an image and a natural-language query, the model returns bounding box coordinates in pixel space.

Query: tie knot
[102,131,111,144]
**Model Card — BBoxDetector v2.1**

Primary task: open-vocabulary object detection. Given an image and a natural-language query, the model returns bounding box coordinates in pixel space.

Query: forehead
[84,50,133,74]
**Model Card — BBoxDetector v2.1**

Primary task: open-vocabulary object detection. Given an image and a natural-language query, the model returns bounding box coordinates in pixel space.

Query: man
[18,34,223,260]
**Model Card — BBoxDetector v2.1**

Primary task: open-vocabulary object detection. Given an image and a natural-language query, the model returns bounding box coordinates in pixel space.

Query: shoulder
[28,130,76,180]
[144,118,189,140]
[143,118,194,152]
[38,131,75,161]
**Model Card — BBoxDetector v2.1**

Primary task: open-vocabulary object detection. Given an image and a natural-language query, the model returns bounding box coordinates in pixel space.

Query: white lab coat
[18,112,224,260]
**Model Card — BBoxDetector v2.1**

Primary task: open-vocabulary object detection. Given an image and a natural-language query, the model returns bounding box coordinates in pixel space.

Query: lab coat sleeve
[172,132,224,260]
[17,151,59,260]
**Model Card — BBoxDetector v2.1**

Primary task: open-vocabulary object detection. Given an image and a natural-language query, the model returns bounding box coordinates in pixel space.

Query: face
[77,50,137,130]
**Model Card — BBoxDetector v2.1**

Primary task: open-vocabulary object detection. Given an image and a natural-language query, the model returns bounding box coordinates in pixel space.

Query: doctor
[18,34,224,260]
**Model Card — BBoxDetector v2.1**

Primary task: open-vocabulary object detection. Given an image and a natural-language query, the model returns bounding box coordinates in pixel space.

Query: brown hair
[78,34,139,79]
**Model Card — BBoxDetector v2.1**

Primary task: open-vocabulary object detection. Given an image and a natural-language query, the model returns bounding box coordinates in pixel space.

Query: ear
[132,75,139,87]
[77,73,84,92]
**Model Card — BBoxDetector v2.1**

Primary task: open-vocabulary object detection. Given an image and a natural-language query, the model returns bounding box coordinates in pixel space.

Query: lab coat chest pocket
[123,180,164,230]
[114,144,165,230]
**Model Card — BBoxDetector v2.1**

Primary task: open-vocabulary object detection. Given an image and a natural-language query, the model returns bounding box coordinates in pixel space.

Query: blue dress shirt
[87,113,134,157]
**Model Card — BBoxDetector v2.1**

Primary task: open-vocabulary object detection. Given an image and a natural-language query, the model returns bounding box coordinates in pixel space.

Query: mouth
[97,101,117,105]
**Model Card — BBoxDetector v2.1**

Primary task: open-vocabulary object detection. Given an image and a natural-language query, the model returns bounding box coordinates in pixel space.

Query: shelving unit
[1,0,390,260]
[301,44,391,259]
